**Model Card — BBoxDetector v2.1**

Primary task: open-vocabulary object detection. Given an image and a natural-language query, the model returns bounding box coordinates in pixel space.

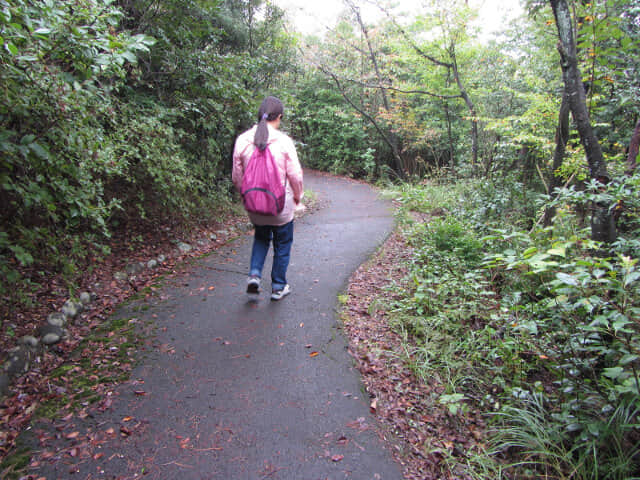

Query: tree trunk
[450,48,478,170]
[444,101,455,172]
[550,0,616,243]
[324,70,405,178]
[543,87,570,226]
[348,1,404,175]
[626,118,640,175]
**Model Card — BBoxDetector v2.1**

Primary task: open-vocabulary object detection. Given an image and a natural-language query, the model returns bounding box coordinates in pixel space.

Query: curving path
[33,170,401,480]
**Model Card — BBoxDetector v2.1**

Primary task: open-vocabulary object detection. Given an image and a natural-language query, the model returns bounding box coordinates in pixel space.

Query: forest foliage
[1,0,640,477]
[0,0,296,298]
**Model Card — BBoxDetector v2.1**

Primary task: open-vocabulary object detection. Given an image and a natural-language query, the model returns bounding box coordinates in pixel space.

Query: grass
[382,179,481,215]
[377,176,640,479]
[0,444,30,480]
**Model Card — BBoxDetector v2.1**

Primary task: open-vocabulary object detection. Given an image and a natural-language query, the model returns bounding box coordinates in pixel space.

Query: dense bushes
[1,0,153,293]
[389,169,640,478]
[0,0,295,300]
[289,80,380,179]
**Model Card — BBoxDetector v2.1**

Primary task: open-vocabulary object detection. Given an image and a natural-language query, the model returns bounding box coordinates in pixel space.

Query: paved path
[35,171,401,479]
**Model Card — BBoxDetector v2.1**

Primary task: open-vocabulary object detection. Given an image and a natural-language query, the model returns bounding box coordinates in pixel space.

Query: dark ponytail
[254,96,284,151]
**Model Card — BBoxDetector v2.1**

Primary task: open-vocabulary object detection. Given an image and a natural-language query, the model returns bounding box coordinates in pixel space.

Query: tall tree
[389,0,480,169]
[549,0,616,242]
[627,119,640,175]
[543,87,570,226]
[345,0,405,175]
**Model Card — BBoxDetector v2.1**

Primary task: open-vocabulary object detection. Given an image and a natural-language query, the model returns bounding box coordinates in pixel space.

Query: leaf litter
[0,213,249,476]
[342,230,487,480]
[1,194,487,479]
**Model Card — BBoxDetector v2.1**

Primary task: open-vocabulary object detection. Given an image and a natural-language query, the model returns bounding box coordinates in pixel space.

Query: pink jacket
[232,124,304,226]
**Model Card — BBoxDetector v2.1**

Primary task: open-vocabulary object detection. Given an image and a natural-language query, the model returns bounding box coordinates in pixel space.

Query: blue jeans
[249,221,294,291]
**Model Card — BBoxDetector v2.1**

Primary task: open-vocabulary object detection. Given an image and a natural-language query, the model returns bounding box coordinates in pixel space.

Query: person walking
[232,96,304,300]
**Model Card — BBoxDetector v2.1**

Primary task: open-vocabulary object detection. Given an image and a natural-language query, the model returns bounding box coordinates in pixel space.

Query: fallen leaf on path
[331,454,344,462]
[309,351,319,358]
[0,212,253,465]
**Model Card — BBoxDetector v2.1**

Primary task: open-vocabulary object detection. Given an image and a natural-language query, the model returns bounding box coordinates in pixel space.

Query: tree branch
[626,118,640,176]
[344,77,462,99]
[365,0,453,69]
[317,64,405,176]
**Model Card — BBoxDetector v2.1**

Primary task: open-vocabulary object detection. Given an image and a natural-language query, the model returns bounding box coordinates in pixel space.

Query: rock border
[0,229,241,398]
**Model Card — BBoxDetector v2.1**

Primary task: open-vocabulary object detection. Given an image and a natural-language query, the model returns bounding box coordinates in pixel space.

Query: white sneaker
[246,276,260,294]
[270,284,291,301]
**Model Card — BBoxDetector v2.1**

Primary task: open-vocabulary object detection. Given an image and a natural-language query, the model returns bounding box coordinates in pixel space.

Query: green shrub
[389,173,640,478]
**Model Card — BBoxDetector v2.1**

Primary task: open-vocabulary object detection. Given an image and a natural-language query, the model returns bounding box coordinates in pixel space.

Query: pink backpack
[241,146,286,216]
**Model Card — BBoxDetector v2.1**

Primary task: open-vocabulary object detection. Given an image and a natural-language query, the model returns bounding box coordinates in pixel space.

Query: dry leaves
[0,213,248,467]
[342,231,487,480]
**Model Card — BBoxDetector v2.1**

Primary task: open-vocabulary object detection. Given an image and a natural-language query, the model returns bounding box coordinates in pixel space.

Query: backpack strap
[266,143,287,191]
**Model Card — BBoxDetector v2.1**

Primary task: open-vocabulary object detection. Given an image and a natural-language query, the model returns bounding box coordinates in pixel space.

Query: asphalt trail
[34,171,401,480]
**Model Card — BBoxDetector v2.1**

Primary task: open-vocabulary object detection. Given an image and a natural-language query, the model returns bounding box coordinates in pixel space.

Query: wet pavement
[32,171,401,480]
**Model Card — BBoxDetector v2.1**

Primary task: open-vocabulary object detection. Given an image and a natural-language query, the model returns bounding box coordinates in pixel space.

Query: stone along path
[32,171,402,480]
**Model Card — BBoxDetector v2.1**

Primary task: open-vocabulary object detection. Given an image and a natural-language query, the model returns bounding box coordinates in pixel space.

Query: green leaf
[6,42,18,55]
[29,142,49,159]
[121,51,137,63]
[9,245,34,266]
[95,54,112,65]
[612,315,632,334]
[556,272,578,286]
[603,367,625,380]
[547,246,566,257]
[624,271,640,287]
[620,355,639,366]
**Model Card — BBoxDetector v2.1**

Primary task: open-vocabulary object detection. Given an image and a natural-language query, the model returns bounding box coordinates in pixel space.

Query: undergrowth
[385,172,640,479]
